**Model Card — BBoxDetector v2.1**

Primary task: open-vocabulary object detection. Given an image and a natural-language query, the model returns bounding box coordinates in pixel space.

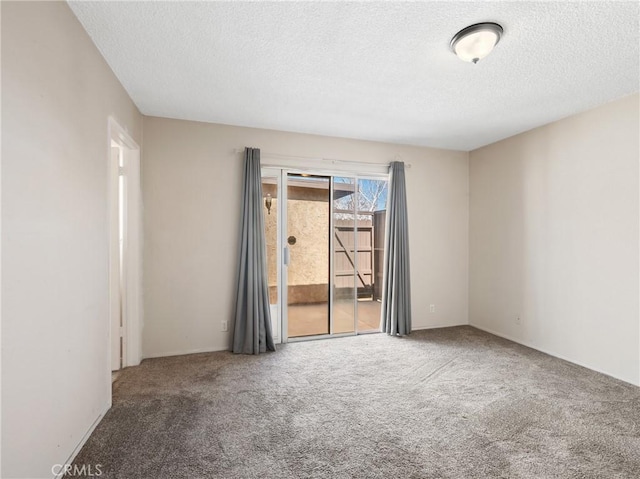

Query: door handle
[283,246,290,266]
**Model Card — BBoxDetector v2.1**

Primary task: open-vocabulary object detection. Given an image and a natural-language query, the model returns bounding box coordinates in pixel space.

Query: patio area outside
[288,299,382,337]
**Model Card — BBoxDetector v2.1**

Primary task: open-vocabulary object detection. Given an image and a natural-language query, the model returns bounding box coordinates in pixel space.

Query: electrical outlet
[430,304,435,313]
[221,320,228,332]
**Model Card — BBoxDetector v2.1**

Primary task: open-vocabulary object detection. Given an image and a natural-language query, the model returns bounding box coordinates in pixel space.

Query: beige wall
[284,199,330,288]
[142,116,469,357]
[469,94,640,385]
[1,2,143,477]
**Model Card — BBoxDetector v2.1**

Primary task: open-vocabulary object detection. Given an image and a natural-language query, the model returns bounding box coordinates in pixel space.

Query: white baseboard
[143,345,229,360]
[53,403,110,479]
[469,323,640,387]
[412,322,468,331]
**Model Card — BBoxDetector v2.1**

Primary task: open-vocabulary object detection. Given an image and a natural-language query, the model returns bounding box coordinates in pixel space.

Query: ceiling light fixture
[451,22,503,64]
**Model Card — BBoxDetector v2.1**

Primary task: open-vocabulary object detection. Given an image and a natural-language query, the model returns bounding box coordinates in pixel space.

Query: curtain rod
[232,149,411,169]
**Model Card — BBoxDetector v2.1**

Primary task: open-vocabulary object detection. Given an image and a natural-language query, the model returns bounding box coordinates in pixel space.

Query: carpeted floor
[71,326,640,478]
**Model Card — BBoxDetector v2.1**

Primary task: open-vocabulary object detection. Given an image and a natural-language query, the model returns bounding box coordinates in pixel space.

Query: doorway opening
[108,118,142,396]
[262,168,388,342]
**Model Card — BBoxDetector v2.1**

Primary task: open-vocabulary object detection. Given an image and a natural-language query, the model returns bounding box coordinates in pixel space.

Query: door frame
[261,167,283,343]
[107,117,142,393]
[262,163,389,344]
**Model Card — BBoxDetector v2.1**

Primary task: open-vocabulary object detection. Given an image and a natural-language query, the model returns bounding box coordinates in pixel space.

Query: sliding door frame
[262,164,389,344]
[261,167,283,344]
[353,174,392,336]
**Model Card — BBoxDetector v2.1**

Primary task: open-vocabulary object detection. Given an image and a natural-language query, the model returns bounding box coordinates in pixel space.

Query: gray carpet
[71,326,640,478]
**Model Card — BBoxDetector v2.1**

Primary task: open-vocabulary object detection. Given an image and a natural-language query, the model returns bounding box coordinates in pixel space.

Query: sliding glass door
[286,174,331,337]
[262,168,388,342]
[332,177,356,334]
[356,177,388,333]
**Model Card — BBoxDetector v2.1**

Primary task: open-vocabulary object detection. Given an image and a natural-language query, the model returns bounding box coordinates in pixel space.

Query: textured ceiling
[68,1,639,151]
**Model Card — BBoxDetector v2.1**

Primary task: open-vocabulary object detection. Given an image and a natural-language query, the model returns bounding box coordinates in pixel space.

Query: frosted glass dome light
[451,23,503,64]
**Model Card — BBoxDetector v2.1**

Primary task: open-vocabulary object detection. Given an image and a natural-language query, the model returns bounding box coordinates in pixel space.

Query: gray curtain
[232,147,276,354]
[380,161,412,336]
